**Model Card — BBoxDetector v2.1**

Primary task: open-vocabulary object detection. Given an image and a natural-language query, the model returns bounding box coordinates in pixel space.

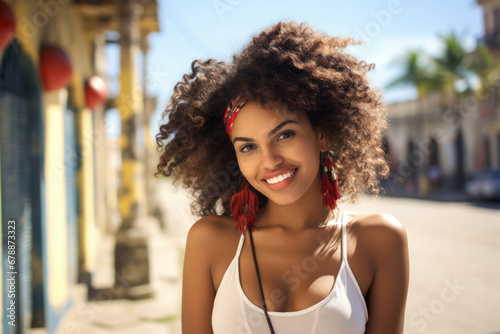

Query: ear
[317,130,330,152]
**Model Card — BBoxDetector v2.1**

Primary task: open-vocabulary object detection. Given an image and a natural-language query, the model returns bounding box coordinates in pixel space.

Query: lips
[261,167,297,181]
[262,167,298,191]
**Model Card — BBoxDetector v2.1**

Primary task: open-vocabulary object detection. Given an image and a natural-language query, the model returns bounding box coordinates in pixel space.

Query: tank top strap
[235,232,246,258]
[341,209,348,262]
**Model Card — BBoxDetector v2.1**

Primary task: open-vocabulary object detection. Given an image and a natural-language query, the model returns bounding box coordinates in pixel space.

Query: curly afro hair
[155,21,389,218]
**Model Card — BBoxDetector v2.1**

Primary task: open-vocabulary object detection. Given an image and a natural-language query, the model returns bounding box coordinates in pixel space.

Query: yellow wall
[41,1,97,275]
[43,91,69,308]
[6,0,41,64]
[8,0,97,276]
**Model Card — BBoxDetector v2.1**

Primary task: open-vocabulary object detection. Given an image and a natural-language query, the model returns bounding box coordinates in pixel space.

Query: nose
[260,144,284,170]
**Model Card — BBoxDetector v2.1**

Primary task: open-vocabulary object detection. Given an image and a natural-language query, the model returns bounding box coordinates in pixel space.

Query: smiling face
[231,101,328,206]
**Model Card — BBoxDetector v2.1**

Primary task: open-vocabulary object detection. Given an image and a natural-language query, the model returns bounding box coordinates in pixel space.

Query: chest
[241,244,342,312]
[212,230,372,313]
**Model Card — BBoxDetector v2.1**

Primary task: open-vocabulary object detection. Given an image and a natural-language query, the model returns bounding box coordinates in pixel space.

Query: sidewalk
[383,187,468,202]
[53,221,182,334]
[54,179,195,334]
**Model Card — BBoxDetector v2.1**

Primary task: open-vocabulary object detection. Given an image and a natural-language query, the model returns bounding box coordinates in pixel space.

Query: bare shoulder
[182,215,238,332]
[349,211,407,239]
[188,214,235,236]
[186,215,238,246]
[185,215,240,261]
[347,211,408,266]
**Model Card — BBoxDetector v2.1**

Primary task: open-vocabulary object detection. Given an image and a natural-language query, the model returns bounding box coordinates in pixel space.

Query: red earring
[321,153,341,210]
[230,179,260,233]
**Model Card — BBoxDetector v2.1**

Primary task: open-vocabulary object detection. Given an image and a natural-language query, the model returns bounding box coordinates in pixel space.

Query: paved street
[343,196,500,334]
[56,179,500,334]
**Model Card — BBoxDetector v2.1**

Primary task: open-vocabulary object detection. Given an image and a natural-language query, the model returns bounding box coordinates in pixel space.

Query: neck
[257,171,340,232]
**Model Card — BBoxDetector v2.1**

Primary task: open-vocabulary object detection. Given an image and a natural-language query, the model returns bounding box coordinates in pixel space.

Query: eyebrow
[232,120,298,145]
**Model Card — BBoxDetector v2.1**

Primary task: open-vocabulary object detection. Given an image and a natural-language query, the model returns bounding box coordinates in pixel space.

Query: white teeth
[265,169,296,185]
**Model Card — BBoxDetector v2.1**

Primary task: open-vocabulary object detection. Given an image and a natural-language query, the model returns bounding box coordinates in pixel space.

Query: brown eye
[240,144,255,153]
[277,130,295,140]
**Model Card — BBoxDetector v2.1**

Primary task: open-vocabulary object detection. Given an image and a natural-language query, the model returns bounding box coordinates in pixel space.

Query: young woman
[156,21,409,334]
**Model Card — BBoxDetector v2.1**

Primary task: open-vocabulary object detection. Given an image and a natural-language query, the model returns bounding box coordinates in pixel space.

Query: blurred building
[385,92,489,197]
[0,0,158,333]
[479,0,500,54]
[384,2,500,198]
[477,0,500,170]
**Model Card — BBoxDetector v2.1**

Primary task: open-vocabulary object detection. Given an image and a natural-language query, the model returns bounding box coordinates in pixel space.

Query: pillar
[113,0,152,299]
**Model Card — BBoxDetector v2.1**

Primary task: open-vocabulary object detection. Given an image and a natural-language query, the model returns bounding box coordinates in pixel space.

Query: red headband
[223,96,248,138]
[223,95,311,139]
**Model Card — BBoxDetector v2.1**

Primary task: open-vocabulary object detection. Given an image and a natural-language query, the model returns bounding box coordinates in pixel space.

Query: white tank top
[212,210,368,333]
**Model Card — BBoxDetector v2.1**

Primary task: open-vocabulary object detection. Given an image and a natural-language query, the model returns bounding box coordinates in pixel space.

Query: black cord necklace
[247,209,342,333]
[248,229,275,334]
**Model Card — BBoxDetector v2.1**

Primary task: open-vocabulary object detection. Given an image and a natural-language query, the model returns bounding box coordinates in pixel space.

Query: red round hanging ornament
[40,44,73,91]
[85,76,108,109]
[0,1,16,50]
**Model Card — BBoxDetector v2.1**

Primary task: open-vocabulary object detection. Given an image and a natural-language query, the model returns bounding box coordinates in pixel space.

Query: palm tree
[433,31,470,102]
[433,31,472,190]
[386,50,444,197]
[387,49,444,99]
[467,44,500,97]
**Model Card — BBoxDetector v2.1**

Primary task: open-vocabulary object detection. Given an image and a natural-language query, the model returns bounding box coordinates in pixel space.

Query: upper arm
[181,217,217,334]
[364,213,410,334]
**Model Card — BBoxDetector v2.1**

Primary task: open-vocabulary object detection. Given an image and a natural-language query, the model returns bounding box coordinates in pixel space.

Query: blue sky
[105,0,484,138]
